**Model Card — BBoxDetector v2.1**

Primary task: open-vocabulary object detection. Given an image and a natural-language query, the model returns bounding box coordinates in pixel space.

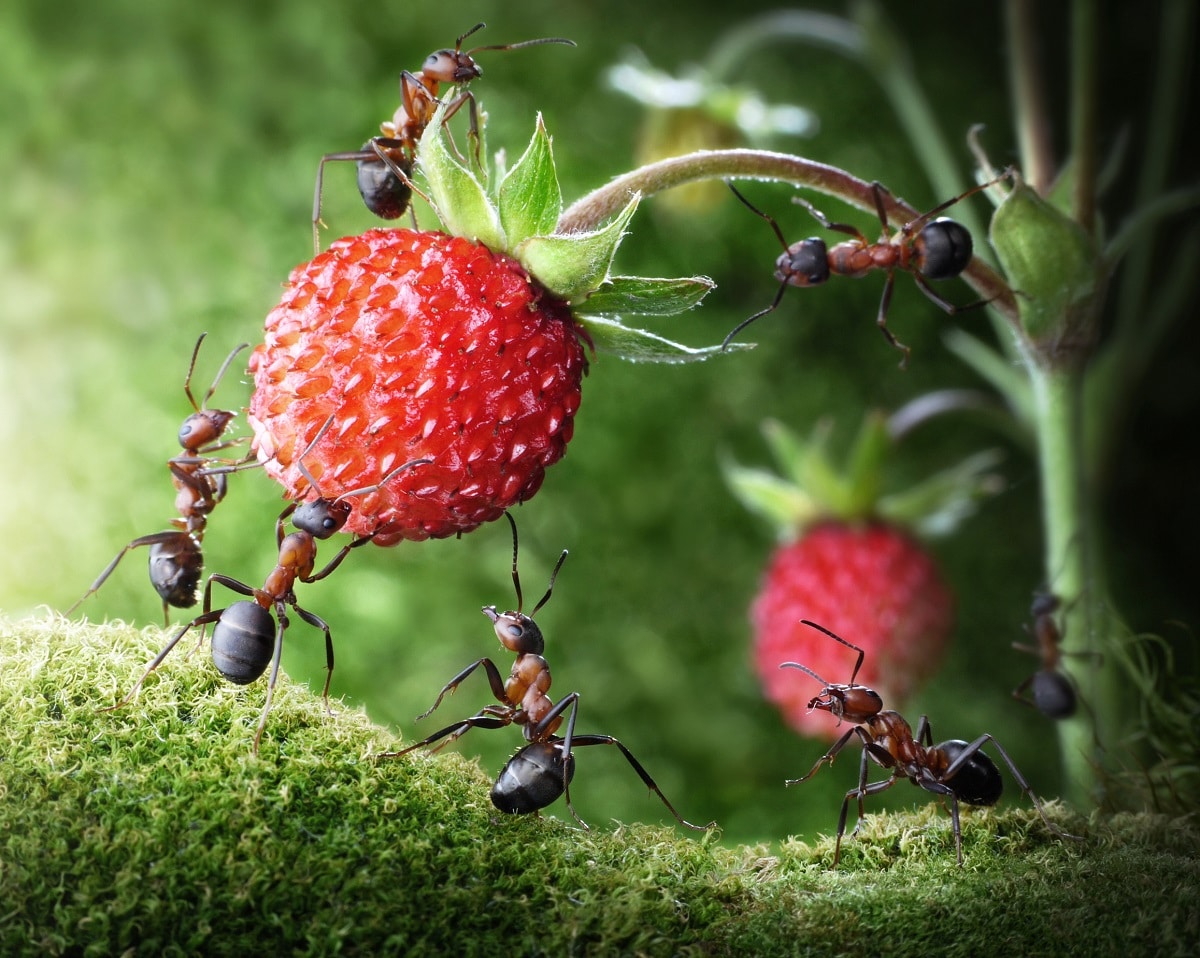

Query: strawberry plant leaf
[878,449,1006,537]
[578,315,751,363]
[497,114,562,247]
[517,195,640,301]
[417,102,505,251]
[573,276,716,317]
[721,458,820,533]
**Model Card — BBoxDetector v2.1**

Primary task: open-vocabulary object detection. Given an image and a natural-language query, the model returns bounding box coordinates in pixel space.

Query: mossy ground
[2,614,1197,956]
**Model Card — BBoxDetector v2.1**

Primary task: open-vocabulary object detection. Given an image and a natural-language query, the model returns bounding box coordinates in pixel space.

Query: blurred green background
[2,0,1196,845]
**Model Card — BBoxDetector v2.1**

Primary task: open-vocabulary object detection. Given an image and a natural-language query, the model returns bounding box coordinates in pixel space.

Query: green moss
[2,615,1196,956]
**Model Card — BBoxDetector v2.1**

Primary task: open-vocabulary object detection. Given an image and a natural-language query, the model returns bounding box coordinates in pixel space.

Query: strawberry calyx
[417,102,738,363]
[724,408,1005,539]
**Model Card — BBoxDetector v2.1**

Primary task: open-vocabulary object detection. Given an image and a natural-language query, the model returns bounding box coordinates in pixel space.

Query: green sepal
[497,114,562,247]
[990,182,1098,344]
[573,276,716,317]
[578,315,751,364]
[721,458,821,534]
[877,449,1006,538]
[517,194,640,300]
[417,99,505,251]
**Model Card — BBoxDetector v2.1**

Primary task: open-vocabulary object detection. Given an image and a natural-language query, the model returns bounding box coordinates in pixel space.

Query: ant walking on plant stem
[69,333,249,625]
[104,416,429,752]
[724,170,1013,367]
[311,22,575,248]
[1012,592,1098,720]
[782,619,1077,866]
[379,512,713,831]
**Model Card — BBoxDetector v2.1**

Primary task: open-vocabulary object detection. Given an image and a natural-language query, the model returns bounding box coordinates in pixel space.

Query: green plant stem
[558,149,1020,326]
[1069,0,1098,233]
[1006,0,1056,195]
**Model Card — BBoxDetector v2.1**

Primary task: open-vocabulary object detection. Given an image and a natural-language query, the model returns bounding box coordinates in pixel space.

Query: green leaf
[573,276,716,317]
[990,182,1098,343]
[497,114,562,247]
[517,195,640,300]
[577,315,751,364]
[417,100,505,251]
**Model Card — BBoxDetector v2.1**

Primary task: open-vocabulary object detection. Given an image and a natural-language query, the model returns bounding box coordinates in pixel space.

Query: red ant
[782,619,1076,866]
[69,333,249,625]
[104,418,429,752]
[724,171,1012,367]
[379,512,713,831]
[312,22,575,248]
[1012,592,1097,720]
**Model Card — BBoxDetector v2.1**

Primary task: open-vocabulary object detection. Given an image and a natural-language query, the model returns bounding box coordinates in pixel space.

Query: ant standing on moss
[782,619,1076,866]
[724,171,1012,366]
[311,22,575,248]
[104,417,429,752]
[380,512,713,831]
[69,333,249,625]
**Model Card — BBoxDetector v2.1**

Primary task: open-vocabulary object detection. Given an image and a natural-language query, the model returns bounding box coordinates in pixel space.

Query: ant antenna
[800,619,866,686]
[501,510,568,617]
[183,333,250,412]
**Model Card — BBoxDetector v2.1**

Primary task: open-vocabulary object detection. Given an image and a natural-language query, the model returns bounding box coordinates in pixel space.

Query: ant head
[779,620,885,725]
[482,605,545,655]
[484,511,567,657]
[291,497,352,539]
[422,48,483,85]
[777,238,830,288]
[912,218,973,280]
[178,409,235,452]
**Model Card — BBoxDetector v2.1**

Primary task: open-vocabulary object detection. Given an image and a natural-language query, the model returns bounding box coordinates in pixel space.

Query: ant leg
[414,658,508,721]
[721,279,789,350]
[727,183,792,253]
[252,607,288,754]
[914,714,934,747]
[293,603,336,713]
[785,726,862,786]
[302,534,375,584]
[102,606,225,711]
[791,195,870,243]
[312,149,374,252]
[565,733,717,831]
[944,734,1081,842]
[874,273,912,369]
[68,531,192,616]
[377,714,513,759]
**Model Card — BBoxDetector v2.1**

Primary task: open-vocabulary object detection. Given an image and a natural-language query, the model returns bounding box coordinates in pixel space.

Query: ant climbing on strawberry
[781,619,1076,866]
[104,416,429,752]
[312,22,575,248]
[380,512,713,831]
[69,333,248,625]
[725,170,1012,367]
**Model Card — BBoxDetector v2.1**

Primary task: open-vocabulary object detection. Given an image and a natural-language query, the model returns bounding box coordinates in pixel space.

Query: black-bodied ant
[782,619,1075,866]
[312,22,575,248]
[724,171,1012,367]
[1012,592,1095,720]
[69,333,249,624]
[379,513,713,831]
[104,418,429,752]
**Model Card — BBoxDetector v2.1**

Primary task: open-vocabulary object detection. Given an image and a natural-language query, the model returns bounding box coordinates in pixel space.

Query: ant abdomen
[914,218,974,280]
[210,600,275,686]
[1028,672,1077,719]
[938,739,1004,806]
[355,139,413,220]
[148,538,204,609]
[490,741,576,815]
[777,238,830,287]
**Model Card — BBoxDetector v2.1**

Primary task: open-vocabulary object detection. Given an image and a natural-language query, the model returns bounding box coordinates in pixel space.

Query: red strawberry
[247,111,720,543]
[727,413,1002,740]
[247,228,587,544]
[752,521,953,739]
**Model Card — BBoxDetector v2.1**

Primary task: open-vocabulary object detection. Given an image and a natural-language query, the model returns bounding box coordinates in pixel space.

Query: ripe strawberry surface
[248,228,587,543]
[753,521,954,740]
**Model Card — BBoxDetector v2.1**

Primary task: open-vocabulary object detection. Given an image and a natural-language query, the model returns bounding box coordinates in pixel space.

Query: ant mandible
[782,619,1076,866]
[379,512,713,831]
[1012,592,1094,720]
[69,333,249,625]
[311,22,575,249]
[724,170,1012,367]
[104,417,429,752]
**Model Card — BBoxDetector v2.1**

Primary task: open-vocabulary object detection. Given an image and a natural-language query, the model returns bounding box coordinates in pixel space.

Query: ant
[724,170,1012,367]
[104,418,429,752]
[781,619,1076,866]
[69,333,249,625]
[1012,592,1097,720]
[379,512,713,831]
[312,22,575,248]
